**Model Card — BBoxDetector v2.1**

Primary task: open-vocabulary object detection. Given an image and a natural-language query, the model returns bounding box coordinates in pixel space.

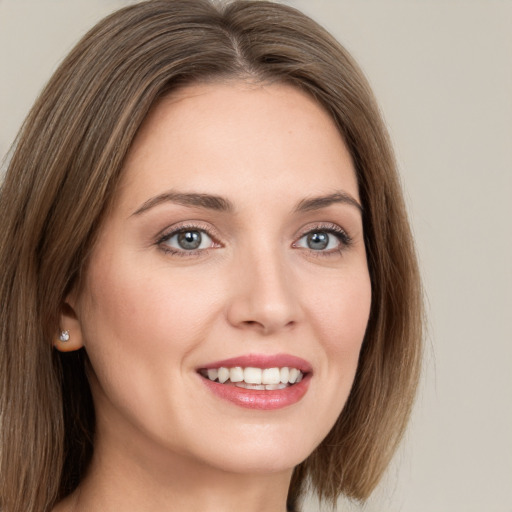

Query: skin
[56,81,372,512]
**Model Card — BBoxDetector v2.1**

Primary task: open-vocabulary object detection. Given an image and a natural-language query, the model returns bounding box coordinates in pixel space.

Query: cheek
[289,266,371,449]
[77,254,229,393]
[307,265,371,414]
[82,257,211,340]
[310,268,372,357]
[75,257,226,430]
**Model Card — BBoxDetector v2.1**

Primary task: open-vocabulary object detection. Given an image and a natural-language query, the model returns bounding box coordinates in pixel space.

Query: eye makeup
[292,222,353,257]
[154,219,353,259]
[156,221,222,257]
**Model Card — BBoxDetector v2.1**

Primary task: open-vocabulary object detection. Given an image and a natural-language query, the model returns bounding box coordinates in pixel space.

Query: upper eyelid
[295,221,350,237]
[155,220,352,247]
[156,224,221,256]
[293,222,353,250]
[156,221,222,243]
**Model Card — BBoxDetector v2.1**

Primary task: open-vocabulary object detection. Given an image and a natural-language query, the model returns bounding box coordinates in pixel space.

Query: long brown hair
[0,1,422,510]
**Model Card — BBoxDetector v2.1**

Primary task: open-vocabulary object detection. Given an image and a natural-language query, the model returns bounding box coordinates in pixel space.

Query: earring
[59,330,70,342]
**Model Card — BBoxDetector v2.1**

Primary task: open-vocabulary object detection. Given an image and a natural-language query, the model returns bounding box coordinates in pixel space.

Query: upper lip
[198,353,312,373]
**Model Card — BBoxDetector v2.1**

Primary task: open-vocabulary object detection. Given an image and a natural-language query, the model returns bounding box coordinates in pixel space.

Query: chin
[183,423,323,476]
[202,447,310,475]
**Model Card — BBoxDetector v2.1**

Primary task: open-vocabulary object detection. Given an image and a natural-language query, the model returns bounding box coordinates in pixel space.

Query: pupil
[178,231,201,250]
[307,232,329,250]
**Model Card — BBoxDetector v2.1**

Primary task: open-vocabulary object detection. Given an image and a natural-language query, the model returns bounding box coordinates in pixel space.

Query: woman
[0,1,422,511]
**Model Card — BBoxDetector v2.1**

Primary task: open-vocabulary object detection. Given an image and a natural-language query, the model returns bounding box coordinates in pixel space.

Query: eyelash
[156,223,220,257]
[293,223,353,257]
[156,222,352,257]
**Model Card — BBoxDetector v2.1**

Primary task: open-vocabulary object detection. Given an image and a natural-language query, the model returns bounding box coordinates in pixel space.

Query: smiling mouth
[198,366,305,390]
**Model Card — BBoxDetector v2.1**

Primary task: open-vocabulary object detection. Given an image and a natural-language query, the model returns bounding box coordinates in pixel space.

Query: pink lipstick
[197,353,312,410]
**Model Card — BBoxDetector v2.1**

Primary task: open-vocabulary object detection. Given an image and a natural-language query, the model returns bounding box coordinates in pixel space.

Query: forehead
[118,80,358,211]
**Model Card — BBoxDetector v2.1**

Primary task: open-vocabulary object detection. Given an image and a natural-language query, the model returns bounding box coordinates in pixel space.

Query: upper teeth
[202,367,304,386]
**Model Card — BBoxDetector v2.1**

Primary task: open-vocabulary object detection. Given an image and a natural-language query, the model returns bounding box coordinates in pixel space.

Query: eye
[293,225,352,254]
[298,231,339,251]
[159,227,216,253]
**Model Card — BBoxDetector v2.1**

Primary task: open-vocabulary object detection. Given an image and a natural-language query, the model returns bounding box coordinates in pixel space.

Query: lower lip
[200,374,311,410]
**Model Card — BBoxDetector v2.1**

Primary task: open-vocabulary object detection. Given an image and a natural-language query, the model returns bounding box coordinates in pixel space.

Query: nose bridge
[227,241,300,334]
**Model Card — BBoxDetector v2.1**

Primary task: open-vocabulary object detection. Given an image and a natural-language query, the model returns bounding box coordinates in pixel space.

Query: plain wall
[1,1,511,511]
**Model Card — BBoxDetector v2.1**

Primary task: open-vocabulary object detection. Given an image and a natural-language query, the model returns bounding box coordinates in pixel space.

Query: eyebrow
[294,191,363,214]
[132,191,234,216]
[132,189,362,217]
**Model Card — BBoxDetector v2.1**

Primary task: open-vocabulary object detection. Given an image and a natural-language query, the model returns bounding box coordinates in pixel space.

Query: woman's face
[69,81,371,476]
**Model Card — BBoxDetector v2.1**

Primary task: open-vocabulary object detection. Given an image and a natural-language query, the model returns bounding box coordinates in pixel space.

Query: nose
[226,249,301,335]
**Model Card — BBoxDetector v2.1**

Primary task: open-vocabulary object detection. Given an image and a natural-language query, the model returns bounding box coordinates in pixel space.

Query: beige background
[1,1,511,511]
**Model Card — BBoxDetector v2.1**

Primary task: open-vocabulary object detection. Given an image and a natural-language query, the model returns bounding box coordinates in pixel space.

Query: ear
[54,300,85,352]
